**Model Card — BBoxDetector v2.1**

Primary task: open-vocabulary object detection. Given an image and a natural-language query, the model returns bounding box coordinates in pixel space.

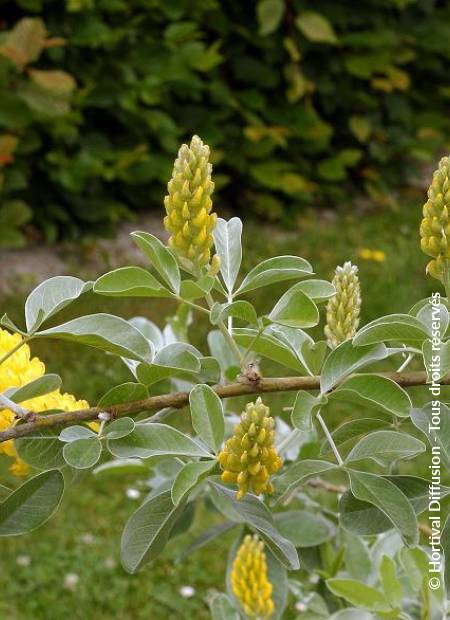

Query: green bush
[1,0,450,242]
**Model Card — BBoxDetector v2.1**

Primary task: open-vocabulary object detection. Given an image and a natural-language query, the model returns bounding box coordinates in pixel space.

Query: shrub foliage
[0,137,449,617]
[1,0,450,242]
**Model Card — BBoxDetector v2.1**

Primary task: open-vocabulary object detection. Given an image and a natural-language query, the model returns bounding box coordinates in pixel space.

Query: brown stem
[0,370,446,444]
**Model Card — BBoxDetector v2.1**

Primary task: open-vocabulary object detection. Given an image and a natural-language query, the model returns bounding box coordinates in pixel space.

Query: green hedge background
[1,0,450,244]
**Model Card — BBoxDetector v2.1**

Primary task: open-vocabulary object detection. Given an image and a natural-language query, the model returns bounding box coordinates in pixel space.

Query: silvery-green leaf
[236,256,313,295]
[233,328,305,372]
[7,374,61,404]
[275,510,335,547]
[320,418,390,457]
[209,481,300,569]
[0,470,64,536]
[129,316,164,351]
[379,555,402,608]
[36,314,153,363]
[329,373,411,418]
[269,286,319,328]
[345,431,425,466]
[353,314,430,346]
[98,382,148,408]
[411,403,450,468]
[136,343,201,385]
[104,417,135,440]
[211,300,258,326]
[291,391,321,431]
[25,276,92,332]
[189,384,224,452]
[209,593,240,620]
[16,427,65,469]
[171,460,216,505]
[326,579,390,613]
[272,460,337,504]
[121,490,185,573]
[93,266,172,298]
[93,458,149,477]
[131,231,181,293]
[60,425,97,443]
[108,423,212,459]
[63,437,102,469]
[213,217,243,294]
[346,470,418,545]
[320,341,388,394]
[422,339,450,383]
[416,300,449,335]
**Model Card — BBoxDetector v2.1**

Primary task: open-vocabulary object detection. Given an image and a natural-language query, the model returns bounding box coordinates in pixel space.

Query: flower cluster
[218,398,282,500]
[324,261,361,349]
[164,135,219,271]
[230,534,274,619]
[420,155,450,281]
[0,328,90,476]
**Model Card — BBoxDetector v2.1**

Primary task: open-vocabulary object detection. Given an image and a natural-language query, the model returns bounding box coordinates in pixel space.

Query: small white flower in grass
[104,557,116,570]
[64,573,79,590]
[79,532,95,545]
[16,555,31,567]
[180,585,195,598]
[295,601,307,612]
[309,573,319,584]
[126,487,141,499]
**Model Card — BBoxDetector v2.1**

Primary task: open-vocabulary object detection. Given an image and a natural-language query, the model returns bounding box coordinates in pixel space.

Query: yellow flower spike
[231,534,274,619]
[217,397,282,500]
[420,155,450,282]
[164,135,219,272]
[0,328,89,476]
[324,261,361,350]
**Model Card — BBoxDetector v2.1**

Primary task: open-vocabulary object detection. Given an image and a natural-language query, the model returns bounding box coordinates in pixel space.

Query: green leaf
[213,217,243,293]
[171,460,216,505]
[236,256,313,296]
[7,373,61,404]
[326,579,390,612]
[291,391,321,431]
[329,374,412,417]
[108,423,213,459]
[0,470,64,536]
[293,279,335,303]
[16,427,65,469]
[93,266,172,298]
[104,417,136,440]
[131,231,181,294]
[59,425,97,442]
[272,460,337,504]
[24,276,92,332]
[257,0,285,36]
[345,431,425,466]
[269,286,319,328]
[179,276,214,300]
[233,328,305,372]
[209,593,239,620]
[63,437,102,469]
[422,339,450,383]
[129,317,164,351]
[320,418,390,457]
[296,11,338,44]
[189,384,225,453]
[340,475,450,536]
[178,522,236,561]
[275,510,335,547]
[320,341,388,393]
[211,301,258,326]
[343,531,371,581]
[346,470,418,545]
[379,555,402,608]
[136,343,201,385]
[93,458,149,478]
[209,481,300,569]
[36,314,153,363]
[411,402,450,468]
[353,314,429,346]
[97,382,148,408]
[121,490,186,573]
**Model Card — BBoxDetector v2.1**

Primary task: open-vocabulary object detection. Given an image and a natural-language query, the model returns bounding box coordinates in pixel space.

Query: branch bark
[0,370,446,444]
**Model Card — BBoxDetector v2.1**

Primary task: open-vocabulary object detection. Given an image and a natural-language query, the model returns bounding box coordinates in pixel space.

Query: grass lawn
[0,191,448,619]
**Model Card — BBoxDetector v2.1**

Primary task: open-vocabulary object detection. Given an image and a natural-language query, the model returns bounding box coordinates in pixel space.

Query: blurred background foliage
[1,0,450,245]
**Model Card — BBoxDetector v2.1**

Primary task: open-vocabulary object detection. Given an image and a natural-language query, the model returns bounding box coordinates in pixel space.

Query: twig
[0,370,447,444]
[0,338,29,367]
[0,394,33,421]
[316,410,343,466]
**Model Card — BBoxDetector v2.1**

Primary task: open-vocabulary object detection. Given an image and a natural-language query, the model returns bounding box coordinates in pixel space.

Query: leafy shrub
[1,0,450,242]
[0,137,449,617]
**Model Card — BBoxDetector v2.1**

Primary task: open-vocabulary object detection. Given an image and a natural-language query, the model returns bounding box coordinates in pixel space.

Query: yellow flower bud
[230,535,274,618]
[420,155,450,280]
[164,135,219,271]
[217,398,282,500]
[324,261,361,349]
